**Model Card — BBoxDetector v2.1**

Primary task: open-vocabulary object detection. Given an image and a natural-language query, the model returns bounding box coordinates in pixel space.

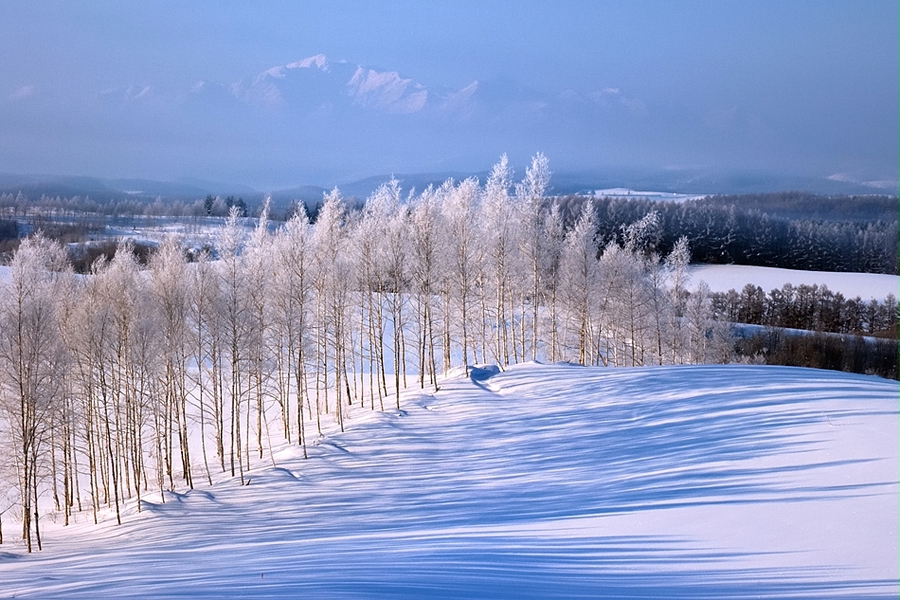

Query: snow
[690,264,899,301]
[347,67,428,113]
[262,66,286,79]
[287,54,329,70]
[0,363,896,598]
[589,188,708,202]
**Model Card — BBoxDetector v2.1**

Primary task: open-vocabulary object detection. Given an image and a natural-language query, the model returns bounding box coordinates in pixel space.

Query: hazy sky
[1,1,897,188]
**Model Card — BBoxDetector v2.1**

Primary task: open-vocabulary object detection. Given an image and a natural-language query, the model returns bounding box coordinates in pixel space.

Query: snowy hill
[0,363,897,598]
[690,264,900,302]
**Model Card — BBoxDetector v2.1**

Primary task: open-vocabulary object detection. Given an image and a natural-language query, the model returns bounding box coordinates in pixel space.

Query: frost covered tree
[312,189,349,432]
[187,249,220,482]
[541,203,566,362]
[366,180,410,408]
[271,207,314,456]
[0,235,67,551]
[243,200,273,460]
[408,185,445,391]
[560,201,601,365]
[664,237,691,363]
[149,237,193,490]
[441,178,482,375]
[515,153,551,361]
[481,155,517,367]
[0,153,746,548]
[217,207,250,483]
[352,188,386,410]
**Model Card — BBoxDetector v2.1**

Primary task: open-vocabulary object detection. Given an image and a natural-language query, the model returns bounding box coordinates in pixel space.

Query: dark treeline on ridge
[735,329,898,381]
[555,194,898,275]
[697,192,898,223]
[712,282,898,339]
[714,281,899,381]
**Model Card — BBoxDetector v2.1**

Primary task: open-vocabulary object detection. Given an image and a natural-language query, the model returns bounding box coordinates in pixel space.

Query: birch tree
[272,208,314,456]
[218,207,249,483]
[561,201,601,365]
[481,155,516,367]
[409,185,444,391]
[0,235,67,551]
[515,153,551,362]
[442,178,481,375]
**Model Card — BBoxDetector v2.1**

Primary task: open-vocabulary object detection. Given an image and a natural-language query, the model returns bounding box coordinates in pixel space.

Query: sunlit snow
[0,363,896,598]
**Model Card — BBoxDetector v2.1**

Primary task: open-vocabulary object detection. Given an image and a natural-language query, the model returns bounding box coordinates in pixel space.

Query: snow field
[690,264,900,301]
[0,362,896,598]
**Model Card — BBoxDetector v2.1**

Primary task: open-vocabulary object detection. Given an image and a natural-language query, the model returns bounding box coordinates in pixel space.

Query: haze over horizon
[1,1,897,192]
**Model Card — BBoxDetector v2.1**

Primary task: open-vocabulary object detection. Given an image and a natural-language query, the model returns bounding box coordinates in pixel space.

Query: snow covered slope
[690,264,899,301]
[0,363,897,598]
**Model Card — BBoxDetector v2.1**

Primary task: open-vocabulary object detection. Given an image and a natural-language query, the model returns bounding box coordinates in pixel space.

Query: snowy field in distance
[690,264,900,301]
[588,188,708,202]
[0,363,896,599]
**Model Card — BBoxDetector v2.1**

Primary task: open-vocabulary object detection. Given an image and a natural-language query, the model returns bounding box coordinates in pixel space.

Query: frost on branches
[0,154,728,548]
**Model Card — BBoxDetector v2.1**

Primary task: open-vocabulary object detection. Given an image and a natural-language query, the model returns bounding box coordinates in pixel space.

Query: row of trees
[712,283,899,337]
[735,329,898,381]
[696,192,899,223]
[0,155,728,551]
[4,188,898,275]
[0,191,216,220]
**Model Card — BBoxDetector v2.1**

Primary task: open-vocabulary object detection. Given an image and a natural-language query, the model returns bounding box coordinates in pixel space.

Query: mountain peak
[287,54,329,71]
[347,67,428,113]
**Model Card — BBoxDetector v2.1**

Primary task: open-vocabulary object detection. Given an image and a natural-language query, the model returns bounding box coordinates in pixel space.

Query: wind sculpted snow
[0,363,897,598]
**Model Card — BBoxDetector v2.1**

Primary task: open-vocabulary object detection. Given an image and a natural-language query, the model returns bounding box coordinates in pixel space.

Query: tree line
[555,194,898,275]
[713,282,899,381]
[2,187,897,276]
[0,155,730,552]
[734,329,898,381]
[712,283,898,337]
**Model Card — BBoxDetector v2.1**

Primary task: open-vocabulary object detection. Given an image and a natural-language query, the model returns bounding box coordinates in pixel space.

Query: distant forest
[0,190,897,275]
[555,193,898,275]
[711,282,898,338]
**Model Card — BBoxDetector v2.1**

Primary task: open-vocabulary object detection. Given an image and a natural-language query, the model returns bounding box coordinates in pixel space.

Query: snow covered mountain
[12,53,894,191]
[192,54,473,117]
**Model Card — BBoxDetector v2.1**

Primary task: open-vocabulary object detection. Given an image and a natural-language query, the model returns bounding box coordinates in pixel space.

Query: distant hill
[1,167,895,208]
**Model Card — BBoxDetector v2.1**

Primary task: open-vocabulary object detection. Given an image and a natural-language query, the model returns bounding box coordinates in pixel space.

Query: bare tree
[442,178,482,376]
[149,237,193,488]
[561,202,601,365]
[312,189,348,432]
[272,208,314,456]
[0,235,67,551]
[218,207,250,483]
[481,155,517,367]
[409,186,444,391]
[515,153,551,362]
[243,200,273,460]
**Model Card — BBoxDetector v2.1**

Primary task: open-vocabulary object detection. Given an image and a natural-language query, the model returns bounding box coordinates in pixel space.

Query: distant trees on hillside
[696,192,899,223]
[713,282,899,381]
[735,329,898,381]
[712,283,898,338]
[555,195,898,275]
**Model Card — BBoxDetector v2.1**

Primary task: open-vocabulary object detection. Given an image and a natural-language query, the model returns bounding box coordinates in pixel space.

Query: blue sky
[1,1,897,189]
